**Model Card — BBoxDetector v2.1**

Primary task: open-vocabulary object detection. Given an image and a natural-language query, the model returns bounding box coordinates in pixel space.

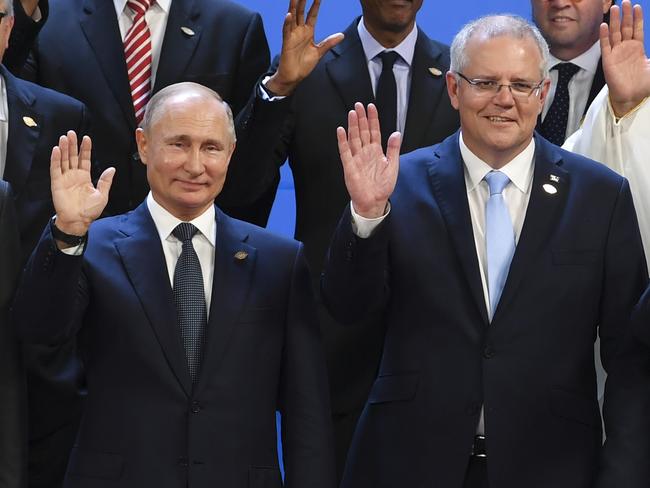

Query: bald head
[141,82,236,147]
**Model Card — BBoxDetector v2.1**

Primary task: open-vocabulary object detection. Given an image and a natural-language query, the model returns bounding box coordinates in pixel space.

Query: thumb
[316,32,344,58]
[97,167,116,196]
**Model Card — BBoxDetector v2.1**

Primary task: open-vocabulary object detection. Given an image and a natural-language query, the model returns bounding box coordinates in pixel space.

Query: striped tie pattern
[124,0,153,125]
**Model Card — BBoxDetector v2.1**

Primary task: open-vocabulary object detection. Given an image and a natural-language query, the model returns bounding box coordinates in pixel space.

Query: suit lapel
[79,0,136,129]
[153,0,202,93]
[494,135,569,320]
[401,30,449,152]
[3,67,40,196]
[428,133,489,325]
[325,20,375,113]
[195,208,256,394]
[584,58,605,118]
[115,203,193,396]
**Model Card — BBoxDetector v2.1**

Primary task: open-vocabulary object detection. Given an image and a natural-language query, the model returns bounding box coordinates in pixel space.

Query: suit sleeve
[279,243,336,488]
[12,223,89,346]
[320,205,391,326]
[3,0,48,75]
[595,178,650,487]
[216,17,290,227]
[0,182,27,488]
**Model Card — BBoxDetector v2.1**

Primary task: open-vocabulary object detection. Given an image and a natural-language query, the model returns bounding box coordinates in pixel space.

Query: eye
[474,80,498,90]
[510,82,535,94]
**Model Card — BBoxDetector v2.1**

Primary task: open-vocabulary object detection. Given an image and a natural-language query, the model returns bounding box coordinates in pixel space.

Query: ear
[445,71,460,110]
[602,0,612,15]
[135,128,148,165]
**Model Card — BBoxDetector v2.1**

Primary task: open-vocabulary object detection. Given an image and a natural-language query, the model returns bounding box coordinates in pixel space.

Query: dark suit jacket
[16,0,284,224]
[1,64,89,261]
[322,133,650,488]
[261,19,460,474]
[13,203,335,488]
[0,180,26,488]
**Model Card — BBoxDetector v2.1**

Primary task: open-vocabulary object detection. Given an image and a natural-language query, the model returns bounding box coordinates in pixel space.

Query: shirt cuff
[59,243,85,256]
[350,201,390,238]
[259,75,287,101]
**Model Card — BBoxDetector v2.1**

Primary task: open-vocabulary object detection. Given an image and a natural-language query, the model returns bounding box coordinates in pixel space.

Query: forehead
[152,94,228,135]
[463,34,542,77]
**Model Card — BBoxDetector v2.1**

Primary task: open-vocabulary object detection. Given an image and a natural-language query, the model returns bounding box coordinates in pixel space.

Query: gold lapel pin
[181,26,195,37]
[428,67,443,77]
[549,174,560,183]
[23,116,37,127]
[543,183,558,195]
[234,251,248,261]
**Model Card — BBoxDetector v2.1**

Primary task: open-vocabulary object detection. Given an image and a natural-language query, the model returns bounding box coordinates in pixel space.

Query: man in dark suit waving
[13,82,335,488]
[323,13,649,488]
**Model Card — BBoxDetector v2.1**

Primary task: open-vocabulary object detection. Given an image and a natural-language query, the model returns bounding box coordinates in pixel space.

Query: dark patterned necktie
[172,223,207,383]
[375,50,400,150]
[539,62,580,145]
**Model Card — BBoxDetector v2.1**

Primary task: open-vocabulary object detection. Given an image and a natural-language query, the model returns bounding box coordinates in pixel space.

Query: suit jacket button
[191,401,202,413]
[483,346,495,359]
[178,457,188,467]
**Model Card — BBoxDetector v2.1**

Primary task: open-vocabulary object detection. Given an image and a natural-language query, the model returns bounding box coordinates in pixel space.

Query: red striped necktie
[124,0,153,125]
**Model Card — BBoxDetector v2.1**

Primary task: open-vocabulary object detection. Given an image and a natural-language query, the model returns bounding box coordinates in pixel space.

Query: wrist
[352,201,389,220]
[51,216,88,248]
[265,73,298,97]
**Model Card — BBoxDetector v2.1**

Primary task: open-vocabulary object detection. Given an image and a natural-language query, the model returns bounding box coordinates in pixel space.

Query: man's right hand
[337,103,401,219]
[50,131,115,239]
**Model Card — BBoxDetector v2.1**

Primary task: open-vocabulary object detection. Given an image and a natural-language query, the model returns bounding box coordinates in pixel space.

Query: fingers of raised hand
[306,0,321,27]
[79,135,92,172]
[633,4,644,44]
[367,103,382,146]
[621,0,634,41]
[347,108,362,155]
[609,4,622,45]
[355,102,371,147]
[67,130,80,170]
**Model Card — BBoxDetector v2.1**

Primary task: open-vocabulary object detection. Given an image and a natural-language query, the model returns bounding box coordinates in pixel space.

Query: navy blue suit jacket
[17,0,284,224]
[13,203,335,488]
[322,133,650,488]
[1,64,89,262]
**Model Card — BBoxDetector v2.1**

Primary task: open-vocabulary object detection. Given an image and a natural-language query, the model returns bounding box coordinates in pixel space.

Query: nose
[184,147,204,176]
[493,84,516,106]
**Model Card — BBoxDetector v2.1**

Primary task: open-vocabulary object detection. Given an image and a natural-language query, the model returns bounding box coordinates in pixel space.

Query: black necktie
[172,223,207,383]
[375,51,400,150]
[539,62,580,145]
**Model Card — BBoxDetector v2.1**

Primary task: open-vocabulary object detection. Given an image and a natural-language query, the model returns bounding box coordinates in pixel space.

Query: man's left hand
[601,0,650,117]
[266,0,344,97]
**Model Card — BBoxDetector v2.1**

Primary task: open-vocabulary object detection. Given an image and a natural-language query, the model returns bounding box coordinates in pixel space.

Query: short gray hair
[450,14,550,79]
[141,82,236,146]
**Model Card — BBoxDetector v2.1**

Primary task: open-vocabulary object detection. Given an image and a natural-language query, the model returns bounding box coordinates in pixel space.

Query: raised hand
[50,131,115,238]
[337,103,401,219]
[266,0,344,96]
[601,0,650,116]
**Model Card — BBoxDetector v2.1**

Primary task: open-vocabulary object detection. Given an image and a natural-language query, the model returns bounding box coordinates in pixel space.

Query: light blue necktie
[484,171,516,320]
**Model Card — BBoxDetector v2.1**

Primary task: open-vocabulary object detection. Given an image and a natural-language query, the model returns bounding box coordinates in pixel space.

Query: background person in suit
[9,0,342,226]
[532,0,615,145]
[322,14,649,488]
[0,180,26,488]
[0,1,90,486]
[254,0,459,476]
[12,82,335,488]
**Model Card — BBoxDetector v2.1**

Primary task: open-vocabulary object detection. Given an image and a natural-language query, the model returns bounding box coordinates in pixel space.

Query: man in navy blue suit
[322,13,649,488]
[13,82,335,488]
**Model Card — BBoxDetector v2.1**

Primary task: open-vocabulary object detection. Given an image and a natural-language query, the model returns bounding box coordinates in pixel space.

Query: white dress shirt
[114,0,171,87]
[147,193,216,315]
[542,41,601,140]
[0,74,8,178]
[358,17,418,135]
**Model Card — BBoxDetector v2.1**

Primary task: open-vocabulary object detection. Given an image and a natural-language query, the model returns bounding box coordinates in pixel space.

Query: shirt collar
[459,132,536,194]
[549,40,601,74]
[0,75,6,123]
[146,192,216,247]
[357,17,418,67]
[114,0,170,15]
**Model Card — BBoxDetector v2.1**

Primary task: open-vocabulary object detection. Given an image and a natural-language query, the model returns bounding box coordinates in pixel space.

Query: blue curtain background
[234,0,650,475]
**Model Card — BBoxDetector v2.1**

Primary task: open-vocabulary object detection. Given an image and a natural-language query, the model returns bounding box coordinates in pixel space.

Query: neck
[363,20,415,49]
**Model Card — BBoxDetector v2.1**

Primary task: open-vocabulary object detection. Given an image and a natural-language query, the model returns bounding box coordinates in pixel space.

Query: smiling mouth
[550,16,575,23]
[486,116,514,123]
